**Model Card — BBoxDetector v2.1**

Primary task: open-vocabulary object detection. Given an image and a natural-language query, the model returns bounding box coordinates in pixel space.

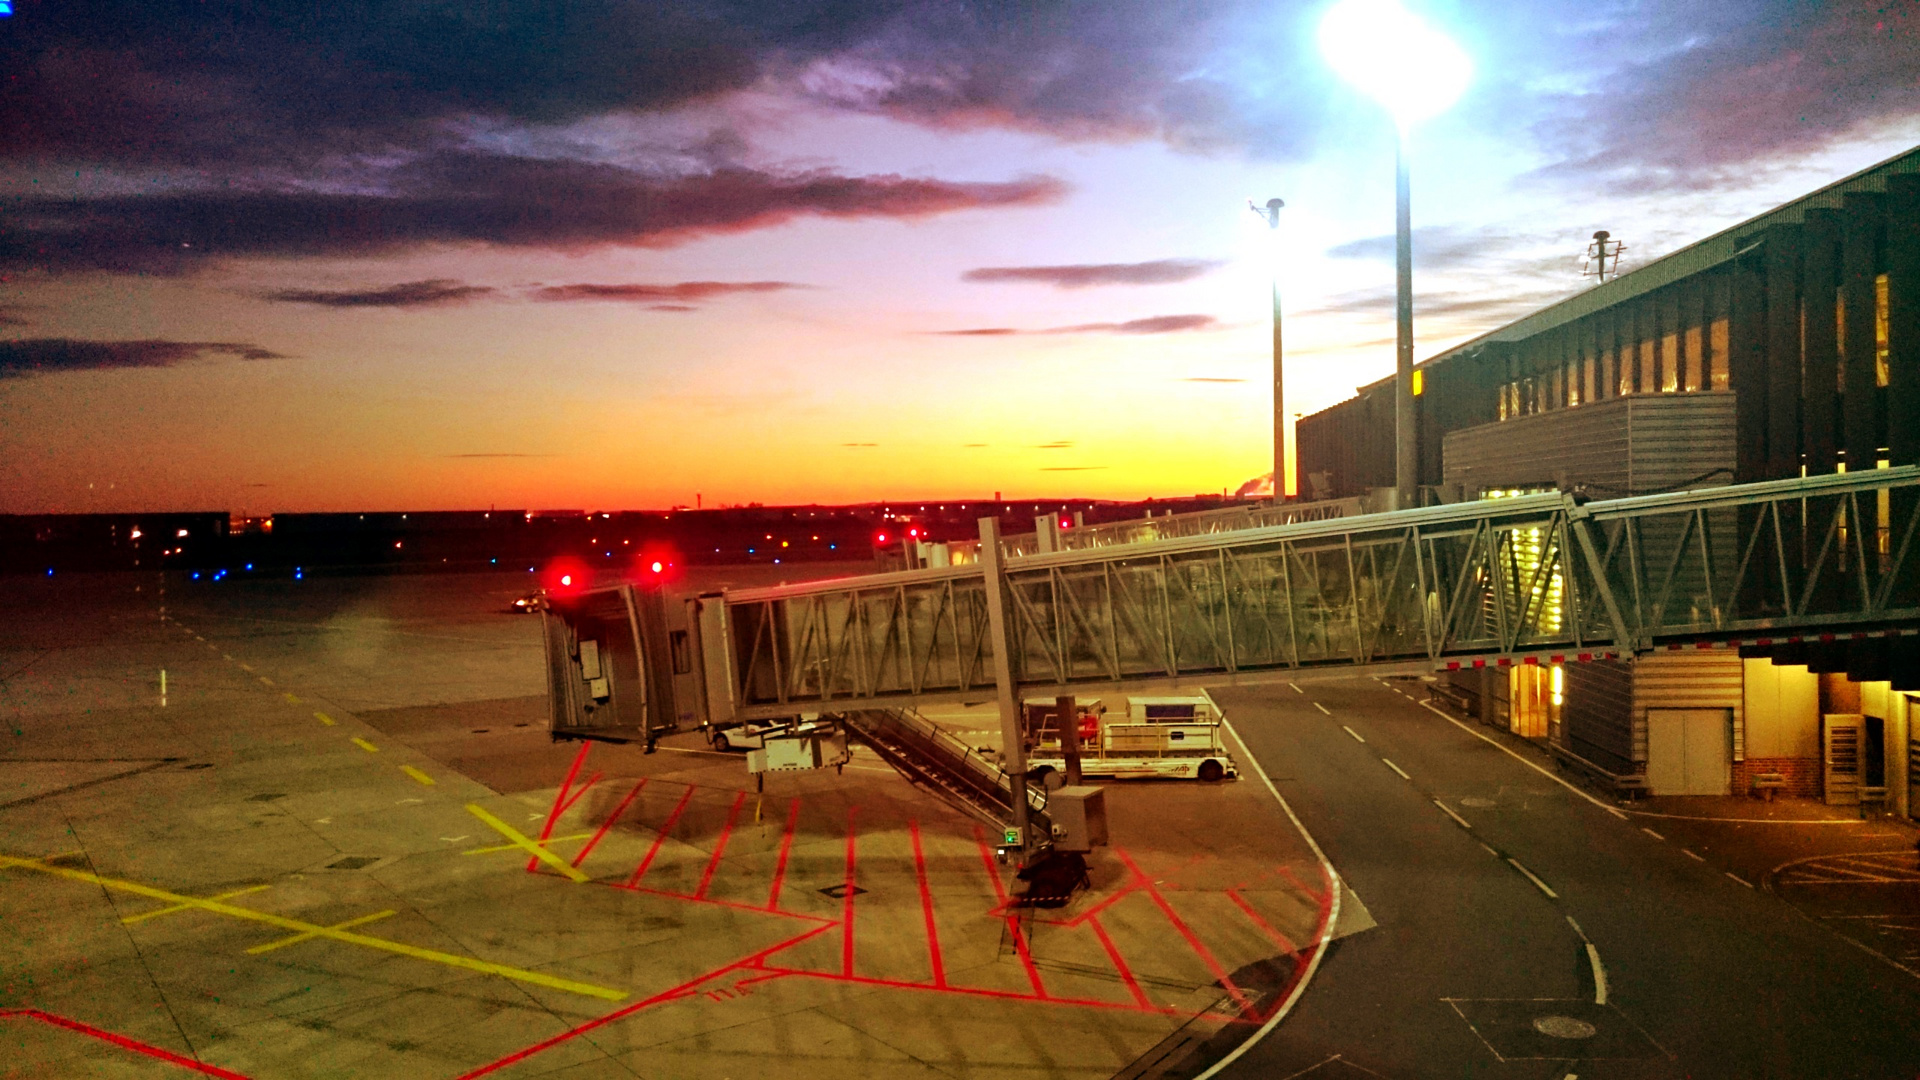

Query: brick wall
[1732,757,1822,799]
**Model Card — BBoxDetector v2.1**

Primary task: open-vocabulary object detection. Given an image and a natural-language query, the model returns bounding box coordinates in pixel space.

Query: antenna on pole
[1583,229,1626,284]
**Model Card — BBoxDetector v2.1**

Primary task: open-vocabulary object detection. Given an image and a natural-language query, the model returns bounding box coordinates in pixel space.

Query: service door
[1646,708,1731,795]
[1824,713,1863,806]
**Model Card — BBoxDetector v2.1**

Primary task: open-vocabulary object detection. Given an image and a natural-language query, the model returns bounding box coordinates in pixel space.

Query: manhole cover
[1532,1016,1598,1039]
[246,793,287,802]
[327,856,379,871]
[819,884,867,899]
[1460,797,1497,808]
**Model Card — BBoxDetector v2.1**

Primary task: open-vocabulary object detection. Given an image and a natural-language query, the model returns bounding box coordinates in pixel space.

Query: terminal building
[1297,145,1920,815]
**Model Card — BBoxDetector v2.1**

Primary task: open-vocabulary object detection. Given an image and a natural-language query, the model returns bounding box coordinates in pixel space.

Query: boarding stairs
[838,707,1050,834]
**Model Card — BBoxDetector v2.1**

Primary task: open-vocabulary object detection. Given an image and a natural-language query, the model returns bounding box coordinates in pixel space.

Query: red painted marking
[627,784,697,888]
[1049,877,1141,927]
[1276,863,1330,905]
[452,924,835,1080]
[1116,847,1251,1013]
[1225,888,1298,953]
[766,797,802,911]
[694,791,749,899]
[556,771,604,817]
[908,820,947,987]
[0,1009,252,1078]
[1245,860,1339,1025]
[973,828,1046,998]
[842,805,859,977]
[529,741,592,873]
[623,884,832,923]
[572,778,647,868]
[1088,916,1153,1009]
[757,966,1202,1019]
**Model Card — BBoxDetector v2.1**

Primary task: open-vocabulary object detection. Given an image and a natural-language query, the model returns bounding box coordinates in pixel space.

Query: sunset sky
[3,1,1917,513]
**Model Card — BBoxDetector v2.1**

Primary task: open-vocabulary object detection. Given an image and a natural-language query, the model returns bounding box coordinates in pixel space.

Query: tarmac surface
[0,570,1348,1079]
[1217,676,1920,1080]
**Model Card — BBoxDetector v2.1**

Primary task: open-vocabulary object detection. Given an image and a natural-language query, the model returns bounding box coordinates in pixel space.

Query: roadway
[1214,677,1920,1080]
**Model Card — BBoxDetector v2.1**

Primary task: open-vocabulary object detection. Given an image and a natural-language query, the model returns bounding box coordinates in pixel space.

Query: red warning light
[544,557,590,596]
[650,560,664,574]
[876,532,889,545]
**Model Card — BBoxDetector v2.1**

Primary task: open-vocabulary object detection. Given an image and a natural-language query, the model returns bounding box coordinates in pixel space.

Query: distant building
[1297,145,1920,815]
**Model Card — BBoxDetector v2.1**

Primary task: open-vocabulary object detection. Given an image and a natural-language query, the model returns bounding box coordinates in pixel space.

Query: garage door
[1646,708,1731,795]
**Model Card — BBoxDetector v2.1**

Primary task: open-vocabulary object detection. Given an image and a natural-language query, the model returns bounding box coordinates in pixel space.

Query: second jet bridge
[721,467,1920,718]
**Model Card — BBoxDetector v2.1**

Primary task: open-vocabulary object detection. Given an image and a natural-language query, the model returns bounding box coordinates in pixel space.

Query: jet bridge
[545,467,1920,855]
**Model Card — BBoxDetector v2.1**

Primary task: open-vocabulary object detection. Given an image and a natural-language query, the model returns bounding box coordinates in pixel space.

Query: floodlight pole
[1252,197,1286,502]
[1393,133,1416,508]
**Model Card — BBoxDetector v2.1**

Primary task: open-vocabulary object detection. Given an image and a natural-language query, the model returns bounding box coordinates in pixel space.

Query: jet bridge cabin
[542,583,696,745]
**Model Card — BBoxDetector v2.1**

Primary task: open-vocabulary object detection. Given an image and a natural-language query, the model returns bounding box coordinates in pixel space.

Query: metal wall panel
[1633,650,1747,764]
[1562,659,1634,774]
[1440,393,1735,498]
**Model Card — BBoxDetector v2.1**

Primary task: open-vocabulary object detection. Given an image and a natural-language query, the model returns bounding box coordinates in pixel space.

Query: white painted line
[1509,858,1559,899]
[1288,682,1304,694]
[1641,827,1665,840]
[1565,914,1586,940]
[1382,758,1411,780]
[1434,800,1473,829]
[1343,725,1366,743]
[1725,871,1754,889]
[1420,701,1629,820]
[1683,849,1705,862]
[1478,842,1500,858]
[1199,718,1343,1079]
[1587,943,1608,1005]
[1314,702,1331,715]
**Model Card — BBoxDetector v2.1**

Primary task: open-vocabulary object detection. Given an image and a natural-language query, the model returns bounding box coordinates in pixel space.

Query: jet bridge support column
[978,516,1032,858]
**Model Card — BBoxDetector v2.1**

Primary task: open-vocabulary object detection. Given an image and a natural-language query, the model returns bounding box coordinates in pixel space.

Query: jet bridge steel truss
[723,467,1920,718]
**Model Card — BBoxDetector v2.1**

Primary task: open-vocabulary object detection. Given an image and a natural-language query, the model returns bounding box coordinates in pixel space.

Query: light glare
[1319,0,1471,130]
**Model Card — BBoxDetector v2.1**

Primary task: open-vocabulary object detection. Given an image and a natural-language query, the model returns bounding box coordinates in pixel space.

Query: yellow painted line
[401,766,436,787]
[0,855,624,1000]
[283,692,301,705]
[123,884,272,925]
[247,909,396,954]
[465,805,591,883]
[462,832,591,856]
[315,712,336,726]
[351,738,379,753]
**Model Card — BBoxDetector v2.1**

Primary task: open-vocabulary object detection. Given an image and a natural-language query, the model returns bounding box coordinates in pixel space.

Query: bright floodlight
[1319,0,1472,130]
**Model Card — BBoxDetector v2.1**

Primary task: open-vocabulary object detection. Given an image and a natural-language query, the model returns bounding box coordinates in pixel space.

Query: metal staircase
[838,708,1049,833]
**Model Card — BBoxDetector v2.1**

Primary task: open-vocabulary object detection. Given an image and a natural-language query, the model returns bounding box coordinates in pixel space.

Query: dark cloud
[935,313,1218,336]
[0,309,27,327]
[0,338,284,378]
[962,258,1221,288]
[532,281,805,303]
[1034,441,1075,449]
[0,157,1065,274]
[1291,284,1580,327]
[1521,2,1920,189]
[650,304,699,312]
[259,279,495,308]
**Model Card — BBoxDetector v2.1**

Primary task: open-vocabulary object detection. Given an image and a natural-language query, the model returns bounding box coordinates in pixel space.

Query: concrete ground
[1221,674,1920,1080]
[0,571,1349,1079]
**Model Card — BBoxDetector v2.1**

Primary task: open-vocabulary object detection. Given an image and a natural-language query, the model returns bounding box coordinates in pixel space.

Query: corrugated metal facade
[1632,651,1748,763]
[1562,661,1635,773]
[1441,393,1736,497]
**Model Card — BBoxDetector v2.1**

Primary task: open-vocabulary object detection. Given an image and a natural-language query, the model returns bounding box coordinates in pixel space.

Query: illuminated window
[1836,289,1848,392]
[1639,337,1655,394]
[1412,369,1424,396]
[1684,323,1703,392]
[1660,330,1679,392]
[1876,273,1890,387]
[1605,347,1619,398]
[1709,317,1729,391]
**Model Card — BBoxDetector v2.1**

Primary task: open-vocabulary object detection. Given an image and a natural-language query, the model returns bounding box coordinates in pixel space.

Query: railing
[840,708,1048,828]
[724,468,1920,715]
[943,495,1365,563]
